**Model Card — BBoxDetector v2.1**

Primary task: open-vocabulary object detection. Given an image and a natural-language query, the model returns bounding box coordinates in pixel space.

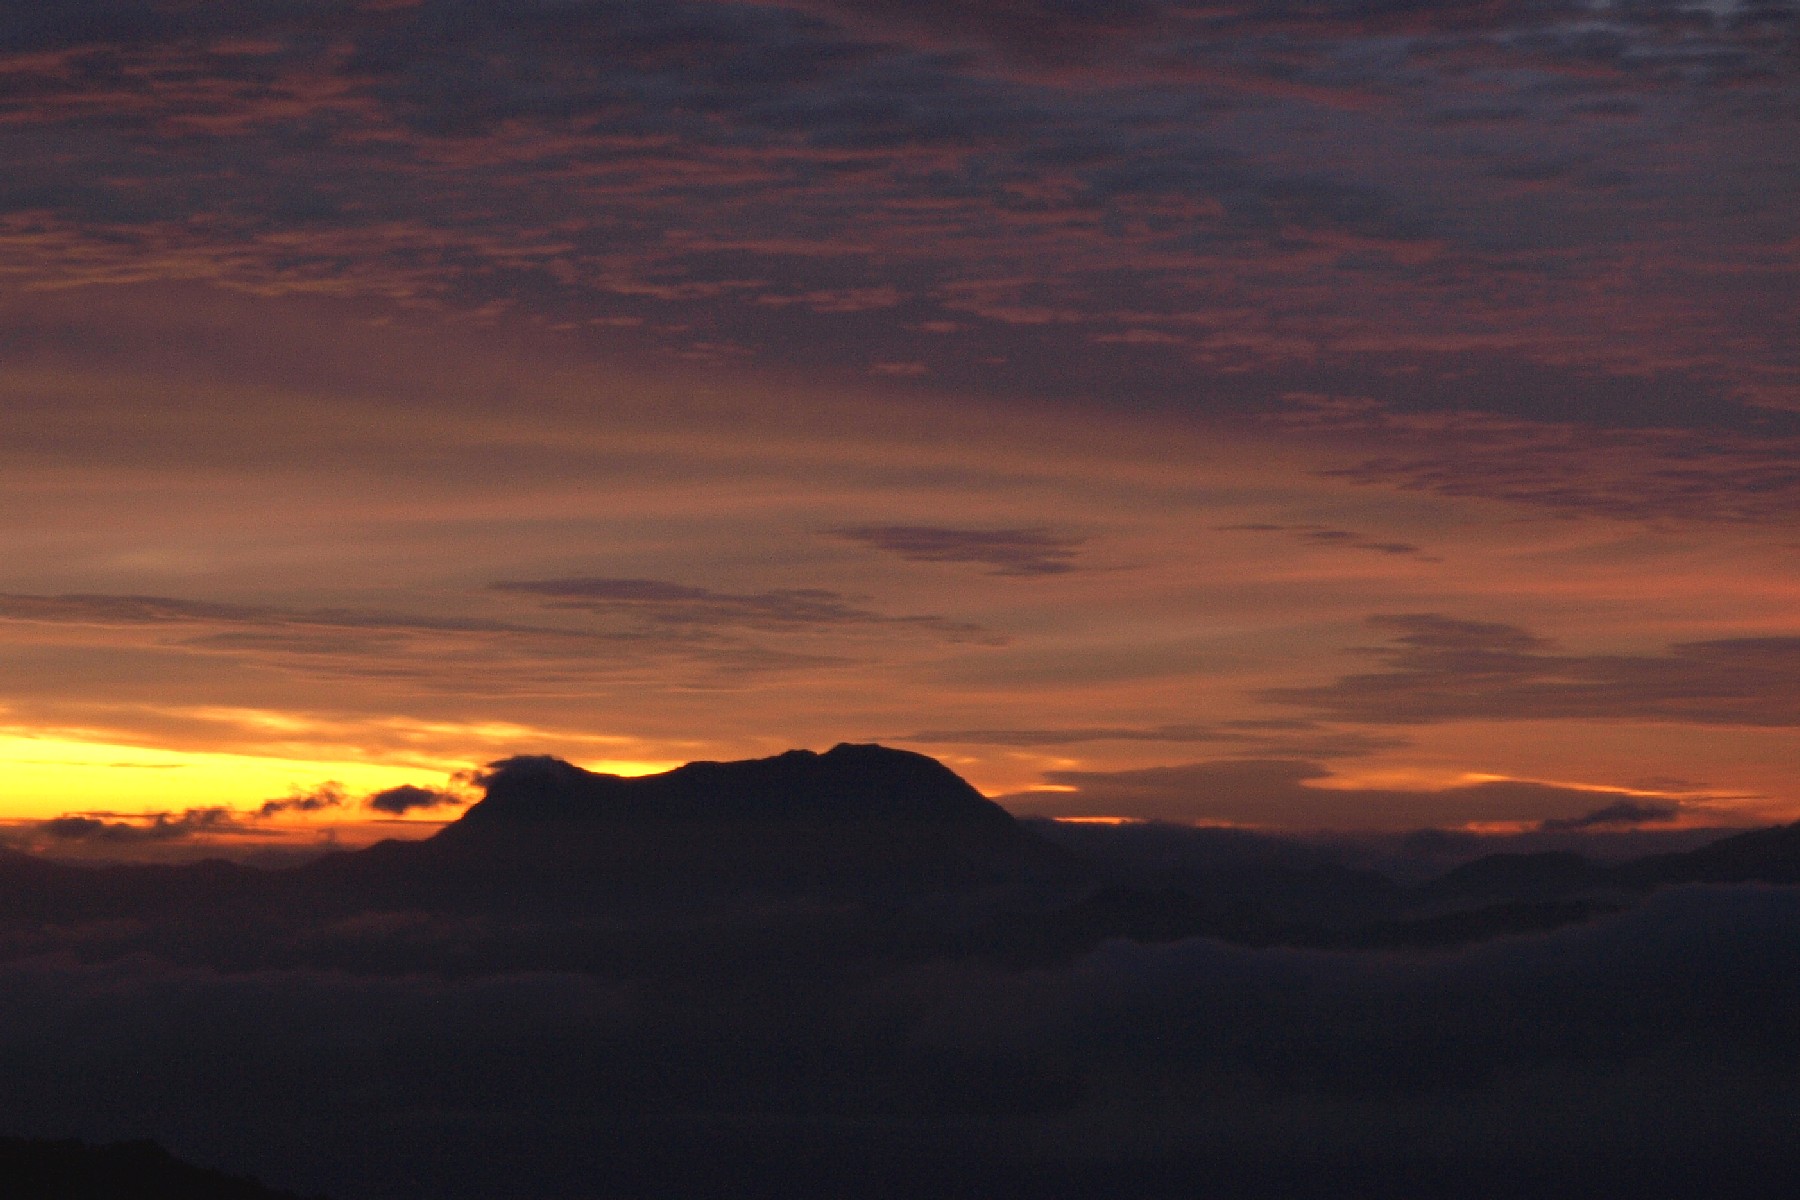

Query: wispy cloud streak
[1265,615,1800,727]
[829,526,1086,575]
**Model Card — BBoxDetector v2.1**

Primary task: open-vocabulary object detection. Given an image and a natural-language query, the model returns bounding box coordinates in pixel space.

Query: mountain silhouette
[449,743,1020,832]
[405,743,1072,907]
[6,747,1800,952]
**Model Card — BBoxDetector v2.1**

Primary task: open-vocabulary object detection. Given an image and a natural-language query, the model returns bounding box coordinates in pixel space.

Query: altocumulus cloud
[0,0,1793,538]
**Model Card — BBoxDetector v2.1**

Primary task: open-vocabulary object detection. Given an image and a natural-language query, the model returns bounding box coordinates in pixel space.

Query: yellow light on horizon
[572,758,685,778]
[0,732,458,820]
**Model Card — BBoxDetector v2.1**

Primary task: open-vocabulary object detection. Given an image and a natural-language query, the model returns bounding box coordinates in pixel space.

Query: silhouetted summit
[416,743,1064,903]
[448,743,1018,833]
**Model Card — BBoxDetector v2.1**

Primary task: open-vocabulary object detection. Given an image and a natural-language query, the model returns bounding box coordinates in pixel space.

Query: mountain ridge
[3,745,1799,952]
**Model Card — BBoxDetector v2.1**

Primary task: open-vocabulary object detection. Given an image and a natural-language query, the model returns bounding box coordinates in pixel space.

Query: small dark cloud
[36,816,126,842]
[38,808,242,843]
[492,576,996,641]
[902,722,1229,747]
[1217,522,1434,559]
[1427,104,1531,126]
[780,0,1162,48]
[258,783,347,819]
[830,525,1085,575]
[1263,614,1800,727]
[1539,799,1682,832]
[365,784,465,815]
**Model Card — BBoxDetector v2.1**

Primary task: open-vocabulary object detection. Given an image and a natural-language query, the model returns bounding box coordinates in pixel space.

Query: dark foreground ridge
[0,1138,323,1200]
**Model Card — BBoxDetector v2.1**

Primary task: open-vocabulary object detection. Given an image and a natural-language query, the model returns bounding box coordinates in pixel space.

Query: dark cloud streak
[491,576,998,641]
[1001,756,1720,829]
[829,525,1086,575]
[1540,799,1682,833]
[1217,522,1434,559]
[901,722,1405,758]
[1266,614,1800,728]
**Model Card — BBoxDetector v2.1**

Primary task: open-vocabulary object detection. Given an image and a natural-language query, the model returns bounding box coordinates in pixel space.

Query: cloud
[903,722,1231,746]
[0,592,583,640]
[0,0,1791,457]
[1263,614,1800,727]
[998,757,1704,829]
[879,884,1800,1105]
[257,783,347,818]
[0,587,901,692]
[1539,799,1682,833]
[27,779,462,846]
[491,576,996,641]
[899,722,1405,758]
[1277,397,1800,524]
[1216,523,1434,560]
[829,525,1085,575]
[365,784,464,815]
[35,789,362,844]
[36,807,243,843]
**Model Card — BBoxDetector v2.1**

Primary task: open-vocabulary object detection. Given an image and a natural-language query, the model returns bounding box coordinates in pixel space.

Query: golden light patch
[573,758,685,777]
[0,732,449,821]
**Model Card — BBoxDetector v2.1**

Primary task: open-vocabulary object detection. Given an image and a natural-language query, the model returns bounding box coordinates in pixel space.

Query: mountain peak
[443,743,1018,835]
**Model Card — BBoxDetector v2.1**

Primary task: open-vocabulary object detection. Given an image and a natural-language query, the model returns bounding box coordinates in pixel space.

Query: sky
[0,0,1796,841]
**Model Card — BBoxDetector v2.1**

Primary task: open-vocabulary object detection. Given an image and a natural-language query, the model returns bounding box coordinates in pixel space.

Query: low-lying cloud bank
[1,883,1795,1198]
[3,747,1797,1198]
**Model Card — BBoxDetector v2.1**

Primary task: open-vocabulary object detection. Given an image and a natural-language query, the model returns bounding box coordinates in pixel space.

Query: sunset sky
[1,0,1795,843]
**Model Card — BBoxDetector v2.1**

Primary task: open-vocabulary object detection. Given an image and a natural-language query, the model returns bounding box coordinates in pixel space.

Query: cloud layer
[830,526,1087,575]
[999,756,1720,829]
[0,0,1794,825]
[1266,614,1800,728]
